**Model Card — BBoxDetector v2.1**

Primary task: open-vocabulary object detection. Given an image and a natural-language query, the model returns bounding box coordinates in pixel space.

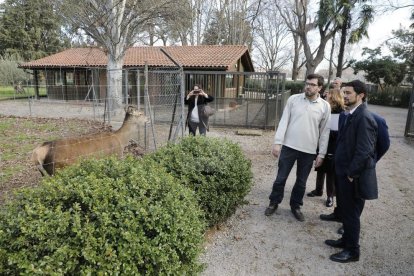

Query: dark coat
[338,111,390,162]
[184,94,214,127]
[335,104,378,199]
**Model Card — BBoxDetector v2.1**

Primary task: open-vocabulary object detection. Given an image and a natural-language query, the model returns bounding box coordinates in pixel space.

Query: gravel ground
[1,100,413,275]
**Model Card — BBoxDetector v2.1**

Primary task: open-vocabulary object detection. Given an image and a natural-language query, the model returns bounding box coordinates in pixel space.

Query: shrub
[0,156,205,275]
[146,136,253,227]
[285,80,304,95]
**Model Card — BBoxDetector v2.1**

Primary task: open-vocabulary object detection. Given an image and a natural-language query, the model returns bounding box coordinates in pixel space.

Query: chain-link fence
[0,66,289,151]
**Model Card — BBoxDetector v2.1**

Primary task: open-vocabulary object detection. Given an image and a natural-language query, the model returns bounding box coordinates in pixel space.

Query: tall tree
[253,4,291,71]
[387,9,414,81]
[275,0,311,80]
[57,0,176,113]
[0,0,70,61]
[351,47,407,89]
[336,0,374,77]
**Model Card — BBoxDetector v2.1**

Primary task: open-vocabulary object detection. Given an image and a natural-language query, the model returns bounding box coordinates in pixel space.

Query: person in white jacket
[264,74,331,221]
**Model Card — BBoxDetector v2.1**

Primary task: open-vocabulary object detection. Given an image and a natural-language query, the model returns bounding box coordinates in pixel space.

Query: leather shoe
[264,202,278,216]
[325,197,333,207]
[325,239,345,248]
[337,226,344,235]
[307,190,322,197]
[330,250,359,263]
[291,207,305,221]
[320,213,341,222]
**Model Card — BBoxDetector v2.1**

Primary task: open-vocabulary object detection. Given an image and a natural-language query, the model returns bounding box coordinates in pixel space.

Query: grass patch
[0,86,46,100]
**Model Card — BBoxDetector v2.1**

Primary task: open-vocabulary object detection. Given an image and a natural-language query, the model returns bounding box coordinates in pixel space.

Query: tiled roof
[20,45,254,71]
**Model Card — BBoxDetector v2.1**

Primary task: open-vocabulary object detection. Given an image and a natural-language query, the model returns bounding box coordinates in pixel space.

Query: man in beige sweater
[265,74,331,221]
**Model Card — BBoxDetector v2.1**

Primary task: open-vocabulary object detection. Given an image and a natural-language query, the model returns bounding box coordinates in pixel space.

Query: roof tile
[20,45,253,71]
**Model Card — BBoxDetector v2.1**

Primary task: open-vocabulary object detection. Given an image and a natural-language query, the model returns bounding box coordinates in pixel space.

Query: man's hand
[271,144,281,158]
[347,176,353,182]
[314,156,324,168]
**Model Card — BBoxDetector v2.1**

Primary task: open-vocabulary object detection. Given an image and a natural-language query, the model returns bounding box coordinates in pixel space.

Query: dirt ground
[201,104,414,276]
[1,101,413,275]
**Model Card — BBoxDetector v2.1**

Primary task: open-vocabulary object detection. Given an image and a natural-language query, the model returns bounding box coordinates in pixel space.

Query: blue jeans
[269,146,316,209]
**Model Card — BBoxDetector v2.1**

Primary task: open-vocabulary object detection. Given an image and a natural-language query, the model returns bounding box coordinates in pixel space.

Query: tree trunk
[327,34,336,85]
[292,36,301,81]
[336,8,350,78]
[107,53,124,116]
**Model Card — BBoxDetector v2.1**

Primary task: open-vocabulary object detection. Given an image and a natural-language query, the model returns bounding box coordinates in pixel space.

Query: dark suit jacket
[335,104,378,199]
[339,111,390,162]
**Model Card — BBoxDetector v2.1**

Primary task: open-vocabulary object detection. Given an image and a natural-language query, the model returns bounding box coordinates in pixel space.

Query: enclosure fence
[0,67,289,152]
[404,84,414,137]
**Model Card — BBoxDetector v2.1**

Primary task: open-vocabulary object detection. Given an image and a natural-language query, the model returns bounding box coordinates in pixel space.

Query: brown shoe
[264,202,278,216]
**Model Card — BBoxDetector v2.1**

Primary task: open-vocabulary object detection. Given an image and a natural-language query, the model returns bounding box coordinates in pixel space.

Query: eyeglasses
[305,82,319,87]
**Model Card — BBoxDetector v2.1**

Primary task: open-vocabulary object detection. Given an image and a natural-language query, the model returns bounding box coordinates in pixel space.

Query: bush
[368,86,412,108]
[285,80,304,95]
[146,136,253,227]
[0,156,205,275]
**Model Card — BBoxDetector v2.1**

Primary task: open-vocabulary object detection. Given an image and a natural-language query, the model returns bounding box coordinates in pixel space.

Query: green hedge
[0,156,205,275]
[146,136,253,227]
[368,86,412,108]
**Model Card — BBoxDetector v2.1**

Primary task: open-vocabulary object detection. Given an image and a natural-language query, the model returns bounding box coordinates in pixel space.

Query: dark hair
[306,74,324,87]
[194,84,202,89]
[343,80,367,102]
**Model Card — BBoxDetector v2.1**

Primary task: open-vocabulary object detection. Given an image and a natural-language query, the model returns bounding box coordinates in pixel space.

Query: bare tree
[275,0,307,80]
[58,0,176,113]
[253,5,292,71]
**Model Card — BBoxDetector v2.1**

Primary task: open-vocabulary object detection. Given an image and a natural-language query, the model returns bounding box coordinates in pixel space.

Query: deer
[31,105,147,176]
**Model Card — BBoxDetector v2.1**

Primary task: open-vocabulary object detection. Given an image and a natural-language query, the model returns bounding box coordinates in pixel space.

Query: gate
[404,84,414,137]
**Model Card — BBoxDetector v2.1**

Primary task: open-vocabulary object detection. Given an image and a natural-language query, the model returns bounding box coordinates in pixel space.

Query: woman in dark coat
[184,84,214,135]
[308,88,345,207]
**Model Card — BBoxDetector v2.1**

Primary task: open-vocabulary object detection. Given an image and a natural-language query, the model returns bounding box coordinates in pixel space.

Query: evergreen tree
[0,0,70,61]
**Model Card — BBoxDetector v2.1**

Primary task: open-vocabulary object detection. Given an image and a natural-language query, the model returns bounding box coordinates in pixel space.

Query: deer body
[31,106,146,176]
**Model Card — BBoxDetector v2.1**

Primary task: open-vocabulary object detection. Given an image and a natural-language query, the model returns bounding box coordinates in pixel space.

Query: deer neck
[115,120,136,146]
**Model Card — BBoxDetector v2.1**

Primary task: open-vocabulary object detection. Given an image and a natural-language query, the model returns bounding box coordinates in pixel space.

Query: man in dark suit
[319,111,390,225]
[325,80,378,263]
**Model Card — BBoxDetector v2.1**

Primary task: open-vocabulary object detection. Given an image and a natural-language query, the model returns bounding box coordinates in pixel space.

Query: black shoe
[307,190,322,197]
[291,207,305,221]
[325,239,345,248]
[329,250,359,263]
[264,202,278,216]
[337,226,344,235]
[325,197,333,207]
[320,213,341,222]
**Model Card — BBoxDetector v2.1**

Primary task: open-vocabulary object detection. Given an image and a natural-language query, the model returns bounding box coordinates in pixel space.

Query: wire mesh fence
[0,67,289,154]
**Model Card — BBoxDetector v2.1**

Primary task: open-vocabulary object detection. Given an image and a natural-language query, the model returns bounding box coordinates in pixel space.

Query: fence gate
[404,84,414,137]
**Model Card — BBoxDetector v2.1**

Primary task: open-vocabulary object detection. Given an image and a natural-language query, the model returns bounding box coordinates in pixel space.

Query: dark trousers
[314,161,335,197]
[269,146,316,209]
[336,174,365,254]
[188,120,207,136]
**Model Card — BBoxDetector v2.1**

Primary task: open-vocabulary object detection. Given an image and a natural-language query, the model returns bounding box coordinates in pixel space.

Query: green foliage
[351,47,407,87]
[368,86,412,108]
[0,0,70,61]
[388,25,414,82]
[285,80,304,95]
[0,156,205,275]
[0,55,29,85]
[147,136,253,226]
